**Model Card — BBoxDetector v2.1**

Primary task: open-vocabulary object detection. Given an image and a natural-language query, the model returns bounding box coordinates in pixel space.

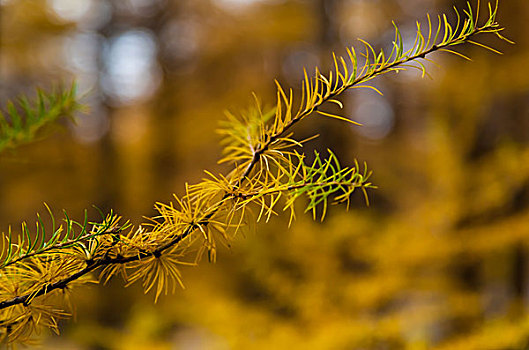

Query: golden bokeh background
[1,0,529,348]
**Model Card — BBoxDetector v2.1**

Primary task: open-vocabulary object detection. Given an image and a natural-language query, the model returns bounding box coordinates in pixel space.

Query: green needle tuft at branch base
[0,83,81,153]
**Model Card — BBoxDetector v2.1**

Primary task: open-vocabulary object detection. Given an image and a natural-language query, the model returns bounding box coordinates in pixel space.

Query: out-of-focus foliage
[1,0,528,349]
[0,84,80,153]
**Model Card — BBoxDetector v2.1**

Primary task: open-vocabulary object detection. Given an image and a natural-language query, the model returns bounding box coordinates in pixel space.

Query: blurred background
[1,0,529,349]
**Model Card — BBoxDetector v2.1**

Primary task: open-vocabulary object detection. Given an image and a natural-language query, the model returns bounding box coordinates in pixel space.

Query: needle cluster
[0,83,80,153]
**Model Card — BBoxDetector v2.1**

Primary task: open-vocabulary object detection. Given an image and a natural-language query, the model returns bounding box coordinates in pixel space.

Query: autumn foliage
[1,0,527,348]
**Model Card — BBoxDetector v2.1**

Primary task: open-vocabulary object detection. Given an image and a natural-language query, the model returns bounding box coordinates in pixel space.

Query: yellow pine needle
[316,110,362,126]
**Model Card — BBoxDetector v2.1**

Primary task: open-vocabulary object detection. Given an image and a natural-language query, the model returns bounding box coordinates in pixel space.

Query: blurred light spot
[171,327,229,350]
[397,0,435,17]
[48,0,112,29]
[281,47,320,85]
[71,106,109,143]
[213,0,280,12]
[48,0,92,23]
[37,35,66,71]
[101,29,161,105]
[215,0,260,5]
[350,90,394,140]
[160,19,199,62]
[63,32,101,73]
[62,32,101,106]
[112,108,149,145]
[339,0,380,41]
[116,0,165,17]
